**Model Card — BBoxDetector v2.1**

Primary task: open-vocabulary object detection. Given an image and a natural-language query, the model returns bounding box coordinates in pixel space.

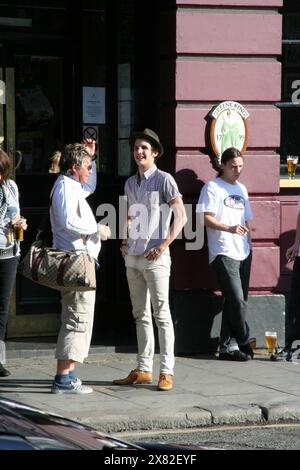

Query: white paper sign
[83,86,105,124]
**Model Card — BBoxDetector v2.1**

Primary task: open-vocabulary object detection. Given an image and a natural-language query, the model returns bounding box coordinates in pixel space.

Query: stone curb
[260,400,300,422]
[74,405,263,433]
[74,402,300,433]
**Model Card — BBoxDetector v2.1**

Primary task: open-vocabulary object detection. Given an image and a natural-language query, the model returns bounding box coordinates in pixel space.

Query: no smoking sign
[83,126,98,142]
[82,125,99,168]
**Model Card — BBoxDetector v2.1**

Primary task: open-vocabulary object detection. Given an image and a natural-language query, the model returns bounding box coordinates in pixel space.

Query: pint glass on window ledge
[286,156,299,179]
[265,331,277,355]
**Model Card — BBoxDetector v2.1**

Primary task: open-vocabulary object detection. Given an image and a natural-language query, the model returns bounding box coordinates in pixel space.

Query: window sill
[280,179,300,188]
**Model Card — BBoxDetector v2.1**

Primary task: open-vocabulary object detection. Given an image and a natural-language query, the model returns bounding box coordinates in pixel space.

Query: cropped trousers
[55,289,96,363]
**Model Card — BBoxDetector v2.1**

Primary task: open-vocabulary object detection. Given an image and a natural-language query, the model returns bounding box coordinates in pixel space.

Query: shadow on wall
[175,168,203,197]
[175,161,218,197]
[172,291,223,355]
[172,167,222,355]
[277,228,295,291]
[275,228,296,346]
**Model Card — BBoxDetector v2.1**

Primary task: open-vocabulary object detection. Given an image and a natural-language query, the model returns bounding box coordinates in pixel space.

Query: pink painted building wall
[161,0,283,296]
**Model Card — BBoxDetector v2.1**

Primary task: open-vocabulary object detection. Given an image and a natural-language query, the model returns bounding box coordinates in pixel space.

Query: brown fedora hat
[129,128,164,158]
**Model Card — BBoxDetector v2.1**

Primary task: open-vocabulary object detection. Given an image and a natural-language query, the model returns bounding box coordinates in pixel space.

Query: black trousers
[286,257,300,347]
[211,252,252,350]
[0,256,19,341]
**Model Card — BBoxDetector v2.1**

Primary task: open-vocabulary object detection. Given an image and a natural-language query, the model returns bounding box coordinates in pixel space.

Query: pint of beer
[286,156,298,179]
[13,223,24,241]
[13,217,25,241]
[265,331,277,354]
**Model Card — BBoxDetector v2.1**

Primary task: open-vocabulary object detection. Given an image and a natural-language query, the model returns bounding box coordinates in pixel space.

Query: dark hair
[129,128,164,158]
[217,147,243,176]
[59,143,90,175]
[0,149,11,181]
[130,139,160,161]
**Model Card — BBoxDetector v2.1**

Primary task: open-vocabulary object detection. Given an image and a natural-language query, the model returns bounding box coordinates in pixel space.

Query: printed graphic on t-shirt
[223,195,245,210]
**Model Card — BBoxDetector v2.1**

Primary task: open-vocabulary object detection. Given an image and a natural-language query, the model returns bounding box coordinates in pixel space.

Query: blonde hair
[49,151,61,174]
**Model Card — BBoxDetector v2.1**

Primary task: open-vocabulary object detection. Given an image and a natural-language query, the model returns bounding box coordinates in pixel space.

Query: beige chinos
[125,253,174,375]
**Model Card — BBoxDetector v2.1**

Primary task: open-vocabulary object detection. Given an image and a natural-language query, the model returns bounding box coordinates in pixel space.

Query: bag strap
[56,252,71,286]
[31,249,45,282]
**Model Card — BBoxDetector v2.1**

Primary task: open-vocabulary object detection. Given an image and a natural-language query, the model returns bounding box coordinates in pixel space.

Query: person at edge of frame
[274,198,300,362]
[0,148,27,377]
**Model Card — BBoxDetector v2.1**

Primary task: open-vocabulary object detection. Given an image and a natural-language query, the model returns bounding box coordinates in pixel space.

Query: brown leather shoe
[157,373,173,391]
[113,368,152,385]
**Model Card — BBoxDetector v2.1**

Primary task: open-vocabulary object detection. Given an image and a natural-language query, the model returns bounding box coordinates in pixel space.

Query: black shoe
[219,350,249,362]
[239,343,254,359]
[272,347,292,362]
[0,362,11,377]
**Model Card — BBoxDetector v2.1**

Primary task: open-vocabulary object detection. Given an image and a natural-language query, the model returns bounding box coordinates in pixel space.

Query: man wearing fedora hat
[113,128,187,391]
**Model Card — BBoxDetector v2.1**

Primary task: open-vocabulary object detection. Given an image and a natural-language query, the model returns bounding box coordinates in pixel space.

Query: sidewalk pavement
[1,342,300,434]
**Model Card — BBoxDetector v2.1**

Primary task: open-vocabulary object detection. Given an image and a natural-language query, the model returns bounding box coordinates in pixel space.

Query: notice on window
[0,80,5,104]
[83,87,105,124]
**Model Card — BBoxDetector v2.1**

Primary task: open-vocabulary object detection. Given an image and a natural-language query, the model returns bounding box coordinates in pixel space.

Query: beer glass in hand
[286,156,299,179]
[13,216,26,241]
[265,330,277,355]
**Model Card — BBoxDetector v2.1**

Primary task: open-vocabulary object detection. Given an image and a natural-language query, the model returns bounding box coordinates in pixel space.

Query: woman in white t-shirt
[197,147,253,361]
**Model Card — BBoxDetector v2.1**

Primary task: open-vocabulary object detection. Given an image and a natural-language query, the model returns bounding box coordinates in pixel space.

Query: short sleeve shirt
[125,164,182,255]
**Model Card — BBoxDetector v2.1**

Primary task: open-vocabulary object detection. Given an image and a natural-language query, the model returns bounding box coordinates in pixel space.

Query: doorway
[1,43,73,337]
